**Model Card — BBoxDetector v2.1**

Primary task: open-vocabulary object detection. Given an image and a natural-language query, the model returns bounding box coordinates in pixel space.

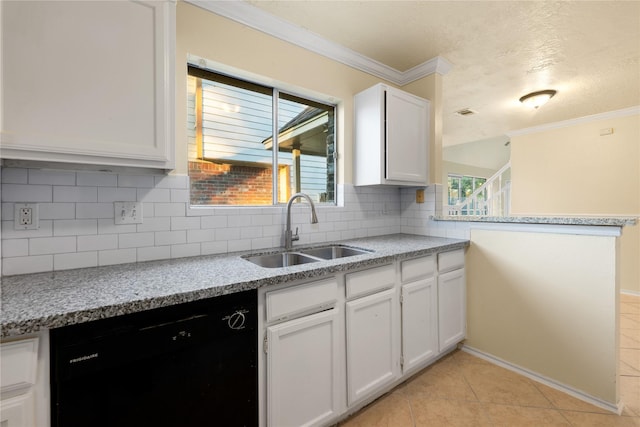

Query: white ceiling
[244,0,640,147]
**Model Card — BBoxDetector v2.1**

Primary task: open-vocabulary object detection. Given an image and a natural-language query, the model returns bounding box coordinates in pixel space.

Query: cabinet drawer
[0,338,39,394]
[401,255,435,283]
[346,264,395,299]
[266,278,338,323]
[438,249,465,273]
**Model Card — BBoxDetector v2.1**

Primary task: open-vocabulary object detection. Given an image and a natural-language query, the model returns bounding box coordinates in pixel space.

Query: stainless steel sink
[243,252,320,268]
[299,245,372,260]
[243,245,373,268]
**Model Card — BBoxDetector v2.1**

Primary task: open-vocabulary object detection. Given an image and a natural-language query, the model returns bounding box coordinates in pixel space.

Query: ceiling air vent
[455,108,477,116]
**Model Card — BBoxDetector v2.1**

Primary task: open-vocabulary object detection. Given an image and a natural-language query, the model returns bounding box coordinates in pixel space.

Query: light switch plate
[114,202,143,224]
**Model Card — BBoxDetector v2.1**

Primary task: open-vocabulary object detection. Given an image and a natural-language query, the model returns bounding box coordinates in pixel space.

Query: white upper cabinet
[354,83,429,186]
[0,1,176,169]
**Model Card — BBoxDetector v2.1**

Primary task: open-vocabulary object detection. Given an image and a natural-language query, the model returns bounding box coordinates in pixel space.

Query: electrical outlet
[14,203,39,230]
[114,202,143,224]
[416,189,425,204]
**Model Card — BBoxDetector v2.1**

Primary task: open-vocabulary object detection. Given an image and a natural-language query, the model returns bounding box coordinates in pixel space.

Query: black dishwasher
[50,289,257,427]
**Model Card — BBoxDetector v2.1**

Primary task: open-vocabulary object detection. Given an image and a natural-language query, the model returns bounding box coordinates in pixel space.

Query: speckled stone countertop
[432,215,637,227]
[1,234,468,338]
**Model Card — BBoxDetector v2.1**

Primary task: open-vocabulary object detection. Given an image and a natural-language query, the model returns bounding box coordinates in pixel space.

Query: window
[447,174,487,214]
[187,65,336,206]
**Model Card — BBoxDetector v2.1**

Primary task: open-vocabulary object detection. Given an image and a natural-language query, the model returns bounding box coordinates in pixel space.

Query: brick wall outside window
[189,161,273,205]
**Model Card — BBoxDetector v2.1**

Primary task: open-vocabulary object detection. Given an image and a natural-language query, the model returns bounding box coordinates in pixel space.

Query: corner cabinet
[0,1,176,170]
[354,83,429,186]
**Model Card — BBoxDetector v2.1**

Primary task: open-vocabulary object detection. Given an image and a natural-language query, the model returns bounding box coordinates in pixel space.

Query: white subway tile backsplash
[138,188,170,203]
[119,175,154,188]
[30,236,76,255]
[29,170,76,185]
[2,168,28,184]
[216,227,241,241]
[119,232,155,249]
[98,187,137,202]
[77,234,118,252]
[2,239,29,257]
[3,255,53,275]
[228,215,252,227]
[137,217,171,233]
[170,189,190,203]
[228,239,251,252]
[155,175,189,189]
[76,203,114,219]
[170,216,200,230]
[2,184,52,202]
[137,245,170,262]
[201,215,228,229]
[40,203,76,220]
[153,203,186,217]
[98,219,136,235]
[99,248,136,266]
[251,237,274,250]
[54,219,97,236]
[2,220,53,239]
[1,203,14,220]
[1,166,457,275]
[155,230,186,246]
[201,240,227,255]
[187,228,215,243]
[171,243,200,259]
[77,172,118,187]
[54,251,98,270]
[240,226,262,239]
[54,186,97,203]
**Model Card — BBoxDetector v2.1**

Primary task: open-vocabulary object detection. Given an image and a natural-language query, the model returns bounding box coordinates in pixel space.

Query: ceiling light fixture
[519,89,557,109]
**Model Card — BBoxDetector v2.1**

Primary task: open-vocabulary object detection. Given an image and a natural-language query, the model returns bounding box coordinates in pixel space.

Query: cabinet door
[385,87,428,184]
[266,308,343,427]
[402,277,438,372]
[346,288,400,406]
[438,268,466,351]
[0,1,175,169]
[0,392,35,427]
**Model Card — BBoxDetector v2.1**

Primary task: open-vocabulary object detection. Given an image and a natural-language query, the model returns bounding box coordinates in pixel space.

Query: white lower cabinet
[266,308,343,427]
[0,392,35,427]
[259,248,466,426]
[346,288,400,406]
[261,277,344,427]
[0,335,47,427]
[401,277,438,372]
[438,267,466,351]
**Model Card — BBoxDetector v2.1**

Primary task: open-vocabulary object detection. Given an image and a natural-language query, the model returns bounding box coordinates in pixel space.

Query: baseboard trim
[461,345,623,415]
[621,289,640,297]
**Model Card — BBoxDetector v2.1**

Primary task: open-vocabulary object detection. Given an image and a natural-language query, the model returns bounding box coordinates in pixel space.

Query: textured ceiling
[247,1,640,147]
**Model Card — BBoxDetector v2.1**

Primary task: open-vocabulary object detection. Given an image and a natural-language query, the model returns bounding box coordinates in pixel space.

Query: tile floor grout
[339,293,640,426]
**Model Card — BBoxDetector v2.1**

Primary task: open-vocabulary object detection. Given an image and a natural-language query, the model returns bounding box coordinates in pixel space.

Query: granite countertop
[432,215,637,227]
[1,234,468,338]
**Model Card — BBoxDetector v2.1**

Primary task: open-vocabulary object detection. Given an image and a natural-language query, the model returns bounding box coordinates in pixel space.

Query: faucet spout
[285,192,318,250]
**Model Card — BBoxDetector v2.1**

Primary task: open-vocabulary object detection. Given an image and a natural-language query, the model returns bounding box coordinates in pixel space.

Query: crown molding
[185,0,451,86]
[507,106,640,137]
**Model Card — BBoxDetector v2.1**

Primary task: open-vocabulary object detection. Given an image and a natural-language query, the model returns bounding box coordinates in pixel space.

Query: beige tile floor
[339,293,640,427]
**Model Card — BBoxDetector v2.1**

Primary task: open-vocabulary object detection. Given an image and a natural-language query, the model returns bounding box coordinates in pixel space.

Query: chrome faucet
[285,192,318,250]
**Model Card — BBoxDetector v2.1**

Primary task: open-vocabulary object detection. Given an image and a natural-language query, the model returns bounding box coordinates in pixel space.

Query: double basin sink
[243,245,372,268]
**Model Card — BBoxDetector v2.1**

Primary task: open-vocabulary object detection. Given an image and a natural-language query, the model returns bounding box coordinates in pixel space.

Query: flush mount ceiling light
[519,89,557,109]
